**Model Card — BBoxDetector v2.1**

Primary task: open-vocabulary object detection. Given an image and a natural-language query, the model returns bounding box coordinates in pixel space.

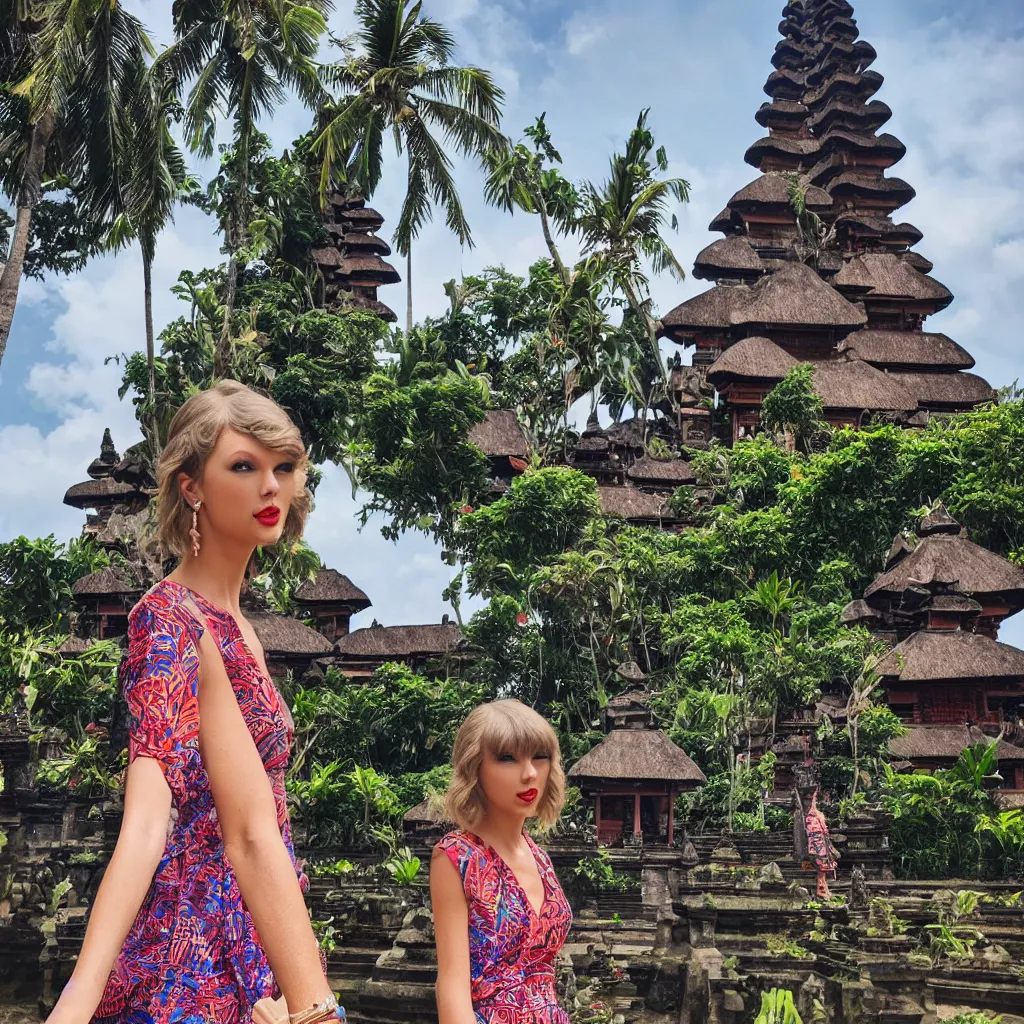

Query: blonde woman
[46,381,343,1024]
[431,700,573,1024]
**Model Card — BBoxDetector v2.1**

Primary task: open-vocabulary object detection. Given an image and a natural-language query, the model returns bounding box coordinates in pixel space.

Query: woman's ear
[178,470,201,507]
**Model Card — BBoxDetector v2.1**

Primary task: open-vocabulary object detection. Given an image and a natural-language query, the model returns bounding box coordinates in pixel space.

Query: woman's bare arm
[430,847,477,1024]
[45,758,173,1023]
[195,626,332,1012]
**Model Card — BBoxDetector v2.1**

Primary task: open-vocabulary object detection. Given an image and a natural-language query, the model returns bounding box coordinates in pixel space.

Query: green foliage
[765,935,812,960]
[573,851,638,893]
[754,987,803,1024]
[384,848,422,885]
[882,743,1024,880]
[761,365,826,451]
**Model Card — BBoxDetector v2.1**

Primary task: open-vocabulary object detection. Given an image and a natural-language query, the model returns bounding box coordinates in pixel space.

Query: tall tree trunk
[215,249,239,378]
[538,204,569,289]
[143,252,161,459]
[0,112,55,368]
[405,247,413,334]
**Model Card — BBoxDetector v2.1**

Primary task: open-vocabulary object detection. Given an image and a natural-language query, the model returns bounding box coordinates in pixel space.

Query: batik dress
[436,829,574,1024]
[93,578,310,1024]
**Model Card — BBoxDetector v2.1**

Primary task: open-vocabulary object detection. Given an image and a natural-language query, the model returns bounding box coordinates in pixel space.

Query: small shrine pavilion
[568,689,705,846]
[294,568,372,644]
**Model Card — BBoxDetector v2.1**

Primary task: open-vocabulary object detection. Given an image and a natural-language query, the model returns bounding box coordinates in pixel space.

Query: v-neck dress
[436,828,573,1024]
[93,578,310,1024]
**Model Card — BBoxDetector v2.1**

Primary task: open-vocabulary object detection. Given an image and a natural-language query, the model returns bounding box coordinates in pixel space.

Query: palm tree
[107,67,195,457]
[576,109,690,399]
[158,0,332,377]
[313,0,505,332]
[0,0,152,370]
[484,114,578,288]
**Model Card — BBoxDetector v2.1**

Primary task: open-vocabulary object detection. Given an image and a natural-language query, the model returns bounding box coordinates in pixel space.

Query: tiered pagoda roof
[312,194,399,322]
[843,504,1024,775]
[658,0,995,441]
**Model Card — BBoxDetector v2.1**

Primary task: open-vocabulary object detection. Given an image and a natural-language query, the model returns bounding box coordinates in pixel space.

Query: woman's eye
[497,753,515,762]
[533,753,550,761]
[232,461,253,471]
[276,463,295,473]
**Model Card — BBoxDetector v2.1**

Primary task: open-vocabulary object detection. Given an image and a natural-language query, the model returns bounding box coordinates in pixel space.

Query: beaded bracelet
[288,995,346,1024]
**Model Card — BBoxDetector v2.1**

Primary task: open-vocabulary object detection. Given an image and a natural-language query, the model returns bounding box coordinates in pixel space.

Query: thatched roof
[864,532,1024,601]
[835,254,952,307]
[294,568,371,611]
[342,295,397,322]
[885,533,914,569]
[57,636,94,656]
[889,727,1024,764]
[616,661,646,684]
[919,502,960,537]
[568,728,706,784]
[338,255,401,283]
[807,99,892,132]
[803,70,883,107]
[63,476,139,509]
[891,372,996,408]
[311,246,343,267]
[728,173,831,210]
[840,598,883,625]
[926,593,982,615]
[627,454,695,486]
[468,410,530,459]
[731,261,868,328]
[597,485,673,521]
[754,99,808,128]
[336,621,464,658]
[659,284,750,336]
[833,213,922,246]
[248,613,334,656]
[837,330,974,370]
[744,134,821,165]
[341,232,391,255]
[876,629,1024,683]
[811,359,918,412]
[707,336,798,383]
[693,237,768,280]
[339,205,385,230]
[72,566,140,597]
[829,175,916,205]
[901,251,934,274]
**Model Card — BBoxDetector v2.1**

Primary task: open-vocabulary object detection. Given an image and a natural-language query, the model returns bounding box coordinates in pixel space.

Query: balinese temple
[568,688,706,847]
[842,503,1024,798]
[331,617,467,683]
[659,0,996,443]
[312,194,400,322]
[62,430,147,537]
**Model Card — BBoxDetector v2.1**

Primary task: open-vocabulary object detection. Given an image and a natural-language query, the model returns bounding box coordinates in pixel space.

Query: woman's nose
[261,469,280,495]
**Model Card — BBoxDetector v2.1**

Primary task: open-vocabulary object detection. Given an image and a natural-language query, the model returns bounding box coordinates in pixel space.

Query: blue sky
[1,0,1022,646]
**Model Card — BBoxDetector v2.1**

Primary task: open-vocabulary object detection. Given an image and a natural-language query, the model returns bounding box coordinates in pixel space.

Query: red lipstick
[517,789,538,804]
[255,505,281,526]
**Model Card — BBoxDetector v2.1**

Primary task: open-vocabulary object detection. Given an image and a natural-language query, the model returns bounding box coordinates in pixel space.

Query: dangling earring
[190,501,202,558]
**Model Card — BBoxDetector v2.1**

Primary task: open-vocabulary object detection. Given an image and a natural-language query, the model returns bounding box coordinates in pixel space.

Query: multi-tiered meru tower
[660,0,996,444]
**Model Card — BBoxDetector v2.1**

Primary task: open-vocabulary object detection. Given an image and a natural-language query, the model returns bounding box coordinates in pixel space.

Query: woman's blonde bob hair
[443,699,565,830]
[156,380,311,559]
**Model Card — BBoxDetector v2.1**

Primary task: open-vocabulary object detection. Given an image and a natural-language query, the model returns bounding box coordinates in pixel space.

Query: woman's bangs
[486,709,553,759]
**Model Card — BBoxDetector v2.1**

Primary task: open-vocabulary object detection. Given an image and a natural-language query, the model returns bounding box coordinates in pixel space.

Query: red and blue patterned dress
[93,578,309,1024]
[436,829,573,1024]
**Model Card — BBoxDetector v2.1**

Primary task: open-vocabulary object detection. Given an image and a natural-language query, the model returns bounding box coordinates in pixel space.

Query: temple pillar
[595,793,602,842]
[668,791,675,846]
[633,793,641,837]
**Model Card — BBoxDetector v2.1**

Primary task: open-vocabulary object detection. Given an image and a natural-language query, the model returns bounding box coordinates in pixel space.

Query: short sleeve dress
[92,578,311,1024]
[436,829,573,1024]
